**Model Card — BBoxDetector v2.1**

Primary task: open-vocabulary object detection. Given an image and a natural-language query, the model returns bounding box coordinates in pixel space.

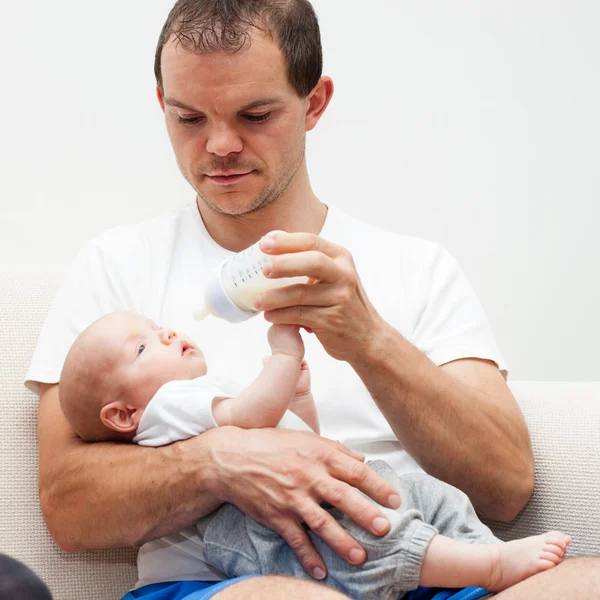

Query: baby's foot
[487,531,571,592]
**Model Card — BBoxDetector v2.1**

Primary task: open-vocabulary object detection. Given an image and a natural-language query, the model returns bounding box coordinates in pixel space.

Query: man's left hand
[256,232,384,363]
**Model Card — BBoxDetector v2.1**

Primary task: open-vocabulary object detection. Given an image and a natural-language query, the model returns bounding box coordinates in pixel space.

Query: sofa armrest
[485,380,600,556]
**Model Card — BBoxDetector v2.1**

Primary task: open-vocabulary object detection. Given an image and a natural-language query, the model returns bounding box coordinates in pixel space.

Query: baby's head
[59,311,207,442]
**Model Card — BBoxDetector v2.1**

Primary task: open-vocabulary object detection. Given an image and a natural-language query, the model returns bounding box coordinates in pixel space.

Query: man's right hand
[204,426,402,580]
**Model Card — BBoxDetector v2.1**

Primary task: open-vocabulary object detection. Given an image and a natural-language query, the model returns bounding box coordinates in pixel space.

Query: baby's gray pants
[197,460,501,600]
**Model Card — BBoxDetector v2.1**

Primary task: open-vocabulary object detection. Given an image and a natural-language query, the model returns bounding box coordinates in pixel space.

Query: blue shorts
[121,577,256,600]
[122,579,490,600]
[406,587,491,600]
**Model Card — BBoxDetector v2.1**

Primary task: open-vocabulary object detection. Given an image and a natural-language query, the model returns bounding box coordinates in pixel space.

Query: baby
[59,311,571,599]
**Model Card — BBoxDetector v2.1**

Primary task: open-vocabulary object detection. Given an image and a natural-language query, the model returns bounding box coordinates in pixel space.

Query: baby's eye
[138,344,146,355]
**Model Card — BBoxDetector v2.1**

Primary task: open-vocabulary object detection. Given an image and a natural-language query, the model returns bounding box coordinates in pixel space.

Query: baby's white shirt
[133,374,313,447]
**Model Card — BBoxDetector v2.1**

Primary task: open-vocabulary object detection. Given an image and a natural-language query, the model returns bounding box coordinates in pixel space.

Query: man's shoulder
[327,205,444,264]
[88,204,196,254]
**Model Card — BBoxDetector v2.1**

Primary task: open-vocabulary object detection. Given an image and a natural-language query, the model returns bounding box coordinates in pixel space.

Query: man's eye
[244,112,271,123]
[138,344,146,355]
[177,115,203,125]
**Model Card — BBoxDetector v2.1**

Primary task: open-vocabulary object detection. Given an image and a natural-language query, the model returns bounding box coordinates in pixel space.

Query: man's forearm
[41,429,222,551]
[349,321,534,520]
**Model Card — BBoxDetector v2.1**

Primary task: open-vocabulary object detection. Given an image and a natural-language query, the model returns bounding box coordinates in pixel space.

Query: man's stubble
[181,143,306,217]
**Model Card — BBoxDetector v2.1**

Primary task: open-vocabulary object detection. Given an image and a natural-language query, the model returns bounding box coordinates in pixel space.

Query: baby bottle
[194,232,308,323]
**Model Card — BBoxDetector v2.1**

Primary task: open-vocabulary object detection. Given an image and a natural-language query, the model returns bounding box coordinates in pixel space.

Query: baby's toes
[540,550,563,565]
[545,531,571,551]
[544,542,565,558]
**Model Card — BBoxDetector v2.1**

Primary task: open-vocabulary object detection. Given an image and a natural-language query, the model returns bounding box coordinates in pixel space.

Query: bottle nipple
[193,303,211,321]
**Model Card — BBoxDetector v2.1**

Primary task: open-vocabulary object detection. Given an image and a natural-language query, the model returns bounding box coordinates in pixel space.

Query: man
[26,0,600,599]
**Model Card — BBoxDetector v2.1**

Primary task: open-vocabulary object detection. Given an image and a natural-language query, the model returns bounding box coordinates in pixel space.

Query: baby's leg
[199,462,571,598]
[395,469,501,545]
[393,467,571,592]
[199,477,440,599]
[421,531,571,592]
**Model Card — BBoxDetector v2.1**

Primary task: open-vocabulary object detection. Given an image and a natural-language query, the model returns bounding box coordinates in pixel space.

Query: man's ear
[304,76,334,132]
[100,401,141,434]
[156,86,166,113]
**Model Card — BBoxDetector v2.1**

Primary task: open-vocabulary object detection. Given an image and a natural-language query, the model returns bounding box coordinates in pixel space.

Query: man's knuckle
[348,462,368,486]
[340,246,353,260]
[326,485,346,506]
[305,509,330,534]
[337,287,352,304]
[333,440,349,454]
[308,234,320,251]
[285,530,307,551]
[330,307,347,329]
[315,253,328,270]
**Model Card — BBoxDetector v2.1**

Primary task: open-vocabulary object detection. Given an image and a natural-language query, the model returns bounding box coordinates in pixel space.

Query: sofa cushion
[0,269,137,600]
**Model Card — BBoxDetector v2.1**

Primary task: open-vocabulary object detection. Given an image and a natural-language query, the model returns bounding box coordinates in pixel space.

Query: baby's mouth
[181,341,191,355]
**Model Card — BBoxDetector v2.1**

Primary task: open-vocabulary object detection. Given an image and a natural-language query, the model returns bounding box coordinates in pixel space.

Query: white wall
[1,1,598,381]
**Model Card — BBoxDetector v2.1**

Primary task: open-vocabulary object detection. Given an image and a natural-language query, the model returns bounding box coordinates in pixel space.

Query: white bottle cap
[198,261,257,323]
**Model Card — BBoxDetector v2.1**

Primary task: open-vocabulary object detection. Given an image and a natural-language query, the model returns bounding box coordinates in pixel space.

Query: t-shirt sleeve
[133,378,225,447]
[410,243,508,377]
[25,231,149,395]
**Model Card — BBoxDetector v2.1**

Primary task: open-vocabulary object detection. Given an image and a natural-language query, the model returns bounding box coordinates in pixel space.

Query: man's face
[159,31,309,216]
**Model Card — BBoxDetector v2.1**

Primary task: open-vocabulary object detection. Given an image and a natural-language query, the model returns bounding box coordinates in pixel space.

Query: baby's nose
[159,328,177,344]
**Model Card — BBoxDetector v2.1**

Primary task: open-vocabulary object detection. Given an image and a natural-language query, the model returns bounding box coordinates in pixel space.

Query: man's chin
[197,191,273,217]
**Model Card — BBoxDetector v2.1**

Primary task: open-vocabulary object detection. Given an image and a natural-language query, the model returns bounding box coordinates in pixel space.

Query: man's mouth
[206,172,252,185]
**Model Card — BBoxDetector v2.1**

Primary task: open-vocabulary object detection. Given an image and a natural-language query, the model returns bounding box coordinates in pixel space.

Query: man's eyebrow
[163,98,198,111]
[239,98,283,111]
[163,97,283,112]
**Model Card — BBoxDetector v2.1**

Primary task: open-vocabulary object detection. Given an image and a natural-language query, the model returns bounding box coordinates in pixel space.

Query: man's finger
[320,437,366,462]
[275,519,328,580]
[328,453,402,512]
[263,305,316,328]
[262,251,339,283]
[260,231,343,259]
[299,503,367,566]
[256,282,336,312]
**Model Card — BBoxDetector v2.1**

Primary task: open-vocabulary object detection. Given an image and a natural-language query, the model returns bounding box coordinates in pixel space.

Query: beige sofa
[1,268,599,600]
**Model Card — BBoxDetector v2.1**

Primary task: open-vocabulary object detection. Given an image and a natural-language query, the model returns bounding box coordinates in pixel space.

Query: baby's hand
[267,324,304,360]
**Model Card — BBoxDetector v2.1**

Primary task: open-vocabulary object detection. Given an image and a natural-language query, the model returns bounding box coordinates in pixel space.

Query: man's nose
[159,328,177,345]
[205,123,243,157]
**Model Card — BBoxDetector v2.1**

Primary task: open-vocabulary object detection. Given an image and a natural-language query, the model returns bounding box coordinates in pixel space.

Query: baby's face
[94,311,207,408]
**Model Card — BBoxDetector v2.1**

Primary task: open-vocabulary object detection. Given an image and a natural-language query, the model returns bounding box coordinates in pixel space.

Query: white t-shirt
[133,374,313,447]
[25,202,507,587]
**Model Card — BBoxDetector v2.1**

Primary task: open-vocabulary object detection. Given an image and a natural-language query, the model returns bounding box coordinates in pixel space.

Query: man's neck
[197,173,328,252]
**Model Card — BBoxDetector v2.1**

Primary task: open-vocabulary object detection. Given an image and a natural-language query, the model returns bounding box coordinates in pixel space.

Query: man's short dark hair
[154,0,323,98]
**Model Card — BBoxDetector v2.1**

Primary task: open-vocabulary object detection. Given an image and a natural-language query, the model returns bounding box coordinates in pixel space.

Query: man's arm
[257,233,534,521]
[351,341,533,521]
[38,383,400,578]
[38,383,221,551]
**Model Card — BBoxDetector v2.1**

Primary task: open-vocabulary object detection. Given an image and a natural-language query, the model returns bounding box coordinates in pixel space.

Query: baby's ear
[100,402,141,433]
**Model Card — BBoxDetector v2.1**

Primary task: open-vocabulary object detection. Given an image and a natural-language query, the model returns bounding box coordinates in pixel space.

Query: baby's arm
[213,325,316,431]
